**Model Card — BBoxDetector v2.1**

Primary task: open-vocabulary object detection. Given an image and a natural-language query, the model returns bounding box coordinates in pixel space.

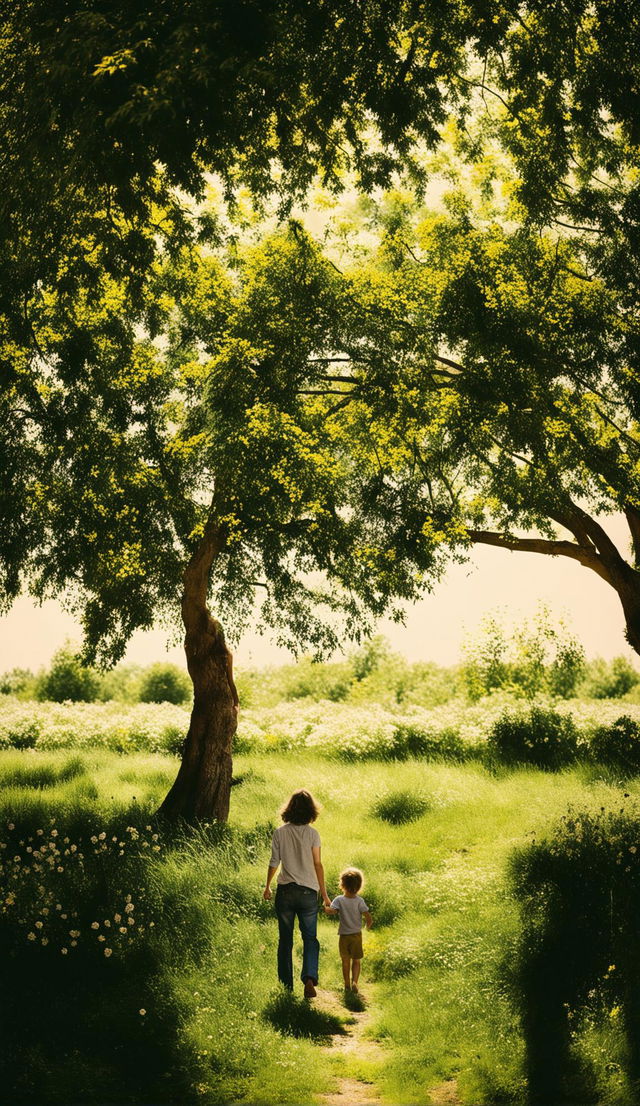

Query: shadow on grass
[342,988,366,1013]
[263,989,348,1039]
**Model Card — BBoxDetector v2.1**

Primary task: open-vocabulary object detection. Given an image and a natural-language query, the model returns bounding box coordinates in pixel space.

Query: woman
[263,788,331,997]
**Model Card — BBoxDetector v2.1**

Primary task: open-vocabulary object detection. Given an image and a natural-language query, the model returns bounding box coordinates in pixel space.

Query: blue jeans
[274,882,320,988]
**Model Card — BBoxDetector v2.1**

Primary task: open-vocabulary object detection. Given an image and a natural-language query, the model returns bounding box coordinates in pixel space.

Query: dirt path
[313,985,461,1106]
[315,984,387,1106]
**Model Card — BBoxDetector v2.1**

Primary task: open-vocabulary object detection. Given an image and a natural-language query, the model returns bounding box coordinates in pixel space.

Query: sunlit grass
[0,746,636,1103]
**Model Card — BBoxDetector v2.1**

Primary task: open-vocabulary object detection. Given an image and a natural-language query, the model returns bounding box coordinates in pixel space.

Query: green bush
[589,714,640,773]
[581,656,640,699]
[0,667,37,698]
[486,706,579,769]
[4,718,41,749]
[462,607,585,701]
[0,810,288,1105]
[510,808,640,1103]
[372,789,430,824]
[36,646,100,703]
[391,724,468,762]
[96,664,144,703]
[138,663,191,705]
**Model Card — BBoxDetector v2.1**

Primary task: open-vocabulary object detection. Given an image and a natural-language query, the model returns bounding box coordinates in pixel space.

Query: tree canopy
[4,1,640,658]
[3,222,451,667]
[236,185,640,648]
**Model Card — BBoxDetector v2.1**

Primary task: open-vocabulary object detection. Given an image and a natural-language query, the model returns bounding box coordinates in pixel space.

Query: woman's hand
[263,887,272,900]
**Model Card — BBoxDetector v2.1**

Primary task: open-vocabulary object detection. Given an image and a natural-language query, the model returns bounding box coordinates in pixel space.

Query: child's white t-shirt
[329,893,369,934]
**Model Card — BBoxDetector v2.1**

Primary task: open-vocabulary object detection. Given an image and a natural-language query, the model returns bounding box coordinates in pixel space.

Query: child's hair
[280,789,320,825]
[340,867,363,893]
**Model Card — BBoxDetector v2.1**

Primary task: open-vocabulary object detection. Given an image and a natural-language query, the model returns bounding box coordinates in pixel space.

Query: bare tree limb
[466,527,613,584]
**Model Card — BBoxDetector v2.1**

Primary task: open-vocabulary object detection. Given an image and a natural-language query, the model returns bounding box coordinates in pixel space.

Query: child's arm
[323,904,339,916]
[363,910,373,929]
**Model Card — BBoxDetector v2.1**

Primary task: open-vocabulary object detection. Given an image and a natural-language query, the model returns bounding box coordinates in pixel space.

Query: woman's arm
[311,845,331,907]
[263,864,278,900]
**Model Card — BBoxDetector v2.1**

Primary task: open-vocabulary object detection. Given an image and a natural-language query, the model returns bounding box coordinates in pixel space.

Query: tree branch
[466,527,613,583]
[561,500,626,565]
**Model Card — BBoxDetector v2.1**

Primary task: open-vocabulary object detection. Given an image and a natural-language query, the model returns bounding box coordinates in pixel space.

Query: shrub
[3,718,41,750]
[138,663,191,705]
[36,646,100,703]
[509,807,640,1103]
[372,790,430,824]
[0,811,286,1105]
[589,714,640,773]
[0,814,195,1104]
[486,706,579,769]
[391,723,468,762]
[0,667,37,698]
[582,656,640,699]
[462,606,585,701]
[96,664,144,703]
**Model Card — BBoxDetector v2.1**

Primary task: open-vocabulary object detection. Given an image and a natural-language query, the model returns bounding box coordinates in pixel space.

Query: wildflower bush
[589,715,640,775]
[0,796,305,1105]
[4,694,640,769]
[509,807,640,1104]
[486,706,580,770]
[0,811,188,1104]
[0,698,188,755]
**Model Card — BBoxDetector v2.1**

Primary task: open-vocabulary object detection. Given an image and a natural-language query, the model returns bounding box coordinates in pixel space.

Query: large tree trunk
[158,525,238,823]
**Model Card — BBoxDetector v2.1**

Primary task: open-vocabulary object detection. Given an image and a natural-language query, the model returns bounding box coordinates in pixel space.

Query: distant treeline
[2,621,639,707]
[0,645,191,705]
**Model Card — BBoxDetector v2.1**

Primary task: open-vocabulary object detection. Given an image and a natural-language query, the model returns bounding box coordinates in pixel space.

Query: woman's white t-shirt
[269,823,321,890]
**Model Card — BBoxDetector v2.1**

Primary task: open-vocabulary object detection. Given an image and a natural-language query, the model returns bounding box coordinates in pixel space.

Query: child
[324,867,373,992]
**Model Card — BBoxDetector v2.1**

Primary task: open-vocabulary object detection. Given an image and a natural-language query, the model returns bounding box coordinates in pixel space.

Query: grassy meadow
[3,697,640,1105]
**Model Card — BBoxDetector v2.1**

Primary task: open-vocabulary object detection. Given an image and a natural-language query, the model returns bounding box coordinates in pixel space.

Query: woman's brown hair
[280,789,320,825]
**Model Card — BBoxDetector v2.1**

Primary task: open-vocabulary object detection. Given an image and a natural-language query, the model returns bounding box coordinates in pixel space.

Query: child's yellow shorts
[339,932,363,959]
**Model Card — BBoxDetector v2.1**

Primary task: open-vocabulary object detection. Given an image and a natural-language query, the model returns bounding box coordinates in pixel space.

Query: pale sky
[0,514,635,673]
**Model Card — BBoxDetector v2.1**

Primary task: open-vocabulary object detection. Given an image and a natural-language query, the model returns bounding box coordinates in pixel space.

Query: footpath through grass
[0,745,634,1104]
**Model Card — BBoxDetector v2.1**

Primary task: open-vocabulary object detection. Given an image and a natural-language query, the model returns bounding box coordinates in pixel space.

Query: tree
[138,664,191,705]
[0,0,478,362]
[5,2,640,823]
[218,187,640,660]
[2,224,439,820]
[36,644,100,703]
[0,1,480,823]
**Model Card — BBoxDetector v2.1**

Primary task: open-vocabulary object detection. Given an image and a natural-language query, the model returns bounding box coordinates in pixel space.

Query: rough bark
[157,524,238,823]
